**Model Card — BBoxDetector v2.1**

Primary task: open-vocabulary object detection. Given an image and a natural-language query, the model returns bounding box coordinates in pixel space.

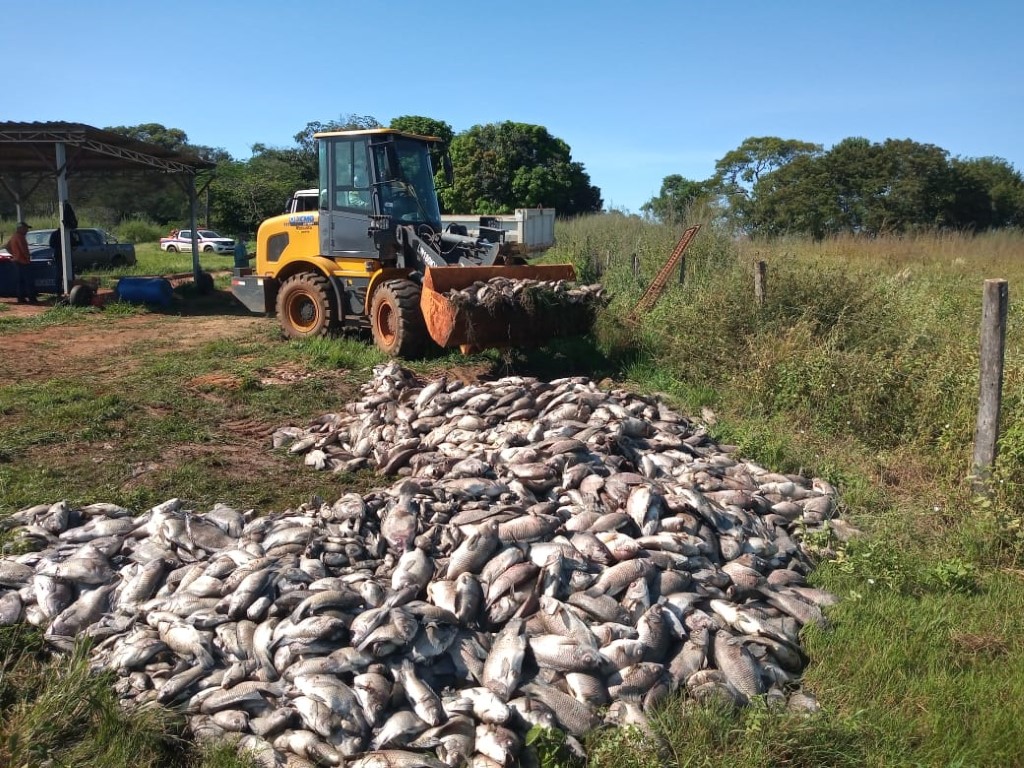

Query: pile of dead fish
[0,362,846,768]
[443,277,607,314]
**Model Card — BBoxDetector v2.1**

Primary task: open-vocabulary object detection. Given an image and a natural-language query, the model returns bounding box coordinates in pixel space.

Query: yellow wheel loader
[230,128,587,356]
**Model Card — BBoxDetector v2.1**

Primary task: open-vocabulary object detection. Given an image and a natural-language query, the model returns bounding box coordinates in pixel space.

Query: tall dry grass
[551,213,1024,767]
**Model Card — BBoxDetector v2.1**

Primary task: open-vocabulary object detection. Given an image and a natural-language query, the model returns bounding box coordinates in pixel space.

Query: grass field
[550,216,1024,767]
[2,218,1024,766]
[0,215,238,289]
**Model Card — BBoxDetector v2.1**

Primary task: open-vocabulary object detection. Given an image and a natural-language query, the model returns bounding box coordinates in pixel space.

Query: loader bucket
[421,264,594,352]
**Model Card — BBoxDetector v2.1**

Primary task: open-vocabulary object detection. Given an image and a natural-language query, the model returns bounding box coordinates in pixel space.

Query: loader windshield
[372,138,441,229]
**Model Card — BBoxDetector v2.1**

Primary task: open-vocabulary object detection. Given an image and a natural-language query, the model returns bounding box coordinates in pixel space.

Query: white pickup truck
[286,189,320,213]
[160,229,236,254]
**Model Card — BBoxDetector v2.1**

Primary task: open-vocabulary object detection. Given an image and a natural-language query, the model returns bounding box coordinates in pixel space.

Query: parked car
[25,228,137,270]
[160,229,235,254]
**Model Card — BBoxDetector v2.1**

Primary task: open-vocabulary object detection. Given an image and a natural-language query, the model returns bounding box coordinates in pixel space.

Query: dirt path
[0,301,268,380]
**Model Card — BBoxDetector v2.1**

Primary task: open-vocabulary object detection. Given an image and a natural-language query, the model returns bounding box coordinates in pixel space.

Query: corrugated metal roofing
[0,121,216,175]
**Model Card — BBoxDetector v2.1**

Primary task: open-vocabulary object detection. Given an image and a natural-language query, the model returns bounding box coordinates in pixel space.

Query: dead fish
[0,362,845,768]
[528,635,602,672]
[446,521,499,580]
[482,619,526,701]
[521,682,599,737]
[712,631,764,702]
[400,659,444,726]
[350,750,447,768]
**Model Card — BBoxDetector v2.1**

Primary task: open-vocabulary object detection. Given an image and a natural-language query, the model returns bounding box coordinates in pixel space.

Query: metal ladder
[628,224,701,321]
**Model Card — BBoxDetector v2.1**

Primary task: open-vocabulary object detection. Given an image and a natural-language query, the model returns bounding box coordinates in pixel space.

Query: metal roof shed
[0,121,216,294]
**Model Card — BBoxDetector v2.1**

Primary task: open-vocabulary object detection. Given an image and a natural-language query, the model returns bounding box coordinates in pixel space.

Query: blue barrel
[116,277,173,306]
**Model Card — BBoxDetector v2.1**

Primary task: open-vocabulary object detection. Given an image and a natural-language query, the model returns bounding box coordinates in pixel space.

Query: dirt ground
[0,297,316,509]
[0,295,499,511]
[0,297,268,380]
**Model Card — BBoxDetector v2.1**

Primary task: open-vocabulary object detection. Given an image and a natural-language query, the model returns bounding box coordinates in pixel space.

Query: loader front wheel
[277,272,334,339]
[370,279,427,358]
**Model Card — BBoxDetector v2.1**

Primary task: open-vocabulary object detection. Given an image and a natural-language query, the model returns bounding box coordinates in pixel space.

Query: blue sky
[6,0,1022,213]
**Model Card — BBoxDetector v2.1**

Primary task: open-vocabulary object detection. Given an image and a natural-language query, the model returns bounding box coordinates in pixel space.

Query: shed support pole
[55,143,72,295]
[188,175,200,282]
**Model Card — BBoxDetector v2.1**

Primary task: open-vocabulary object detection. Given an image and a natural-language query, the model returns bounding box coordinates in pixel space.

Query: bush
[117,216,164,244]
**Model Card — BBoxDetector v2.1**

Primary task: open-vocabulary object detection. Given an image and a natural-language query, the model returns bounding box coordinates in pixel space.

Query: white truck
[284,189,554,253]
[160,229,236,254]
[286,189,320,213]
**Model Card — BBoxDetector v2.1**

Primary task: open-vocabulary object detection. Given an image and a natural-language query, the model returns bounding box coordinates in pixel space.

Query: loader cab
[316,129,443,263]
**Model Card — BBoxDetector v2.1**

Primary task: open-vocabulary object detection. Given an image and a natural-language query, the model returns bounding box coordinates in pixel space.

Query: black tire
[111,254,126,268]
[195,271,215,294]
[370,279,427,358]
[203,245,214,253]
[166,245,178,253]
[276,272,335,339]
[68,284,94,308]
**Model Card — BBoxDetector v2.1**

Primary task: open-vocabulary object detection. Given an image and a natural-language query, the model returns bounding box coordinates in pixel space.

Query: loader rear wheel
[277,272,334,339]
[370,279,427,358]
[68,284,94,308]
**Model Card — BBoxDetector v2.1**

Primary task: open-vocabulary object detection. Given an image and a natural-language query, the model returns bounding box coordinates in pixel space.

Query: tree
[442,122,601,215]
[105,123,189,151]
[389,116,455,211]
[869,139,954,233]
[68,123,224,225]
[715,137,822,193]
[747,137,885,237]
[641,174,715,223]
[388,116,454,145]
[713,137,822,226]
[210,146,310,236]
[746,154,835,238]
[949,156,1024,230]
[726,136,1003,237]
[292,114,382,179]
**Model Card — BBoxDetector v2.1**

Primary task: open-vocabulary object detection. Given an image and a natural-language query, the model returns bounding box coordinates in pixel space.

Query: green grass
[3,214,1024,767]
[0,627,197,767]
[0,312,381,514]
[545,214,1024,767]
[1,214,235,283]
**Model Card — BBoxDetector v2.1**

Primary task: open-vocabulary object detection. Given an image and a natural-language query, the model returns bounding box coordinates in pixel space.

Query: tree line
[643,136,1024,237]
[11,115,602,237]
[12,122,1021,240]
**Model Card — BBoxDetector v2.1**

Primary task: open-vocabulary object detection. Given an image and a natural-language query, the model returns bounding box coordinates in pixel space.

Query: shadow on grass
[138,285,651,386]
[414,331,645,383]
[137,285,257,319]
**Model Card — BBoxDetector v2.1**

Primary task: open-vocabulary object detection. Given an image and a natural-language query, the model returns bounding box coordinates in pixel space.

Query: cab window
[331,138,371,211]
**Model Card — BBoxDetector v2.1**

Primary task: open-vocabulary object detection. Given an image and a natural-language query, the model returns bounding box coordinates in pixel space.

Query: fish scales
[0,362,842,766]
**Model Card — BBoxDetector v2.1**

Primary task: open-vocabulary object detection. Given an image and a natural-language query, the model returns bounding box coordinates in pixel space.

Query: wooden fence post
[971,278,1008,491]
[754,260,767,305]
[678,255,686,285]
[605,252,612,272]
[632,253,640,278]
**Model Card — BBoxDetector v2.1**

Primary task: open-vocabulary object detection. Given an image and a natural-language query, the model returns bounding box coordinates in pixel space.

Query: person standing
[5,221,37,304]
[233,236,249,269]
[48,201,79,270]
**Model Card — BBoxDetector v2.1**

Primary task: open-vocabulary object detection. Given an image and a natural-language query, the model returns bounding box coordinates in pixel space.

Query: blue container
[117,277,173,306]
